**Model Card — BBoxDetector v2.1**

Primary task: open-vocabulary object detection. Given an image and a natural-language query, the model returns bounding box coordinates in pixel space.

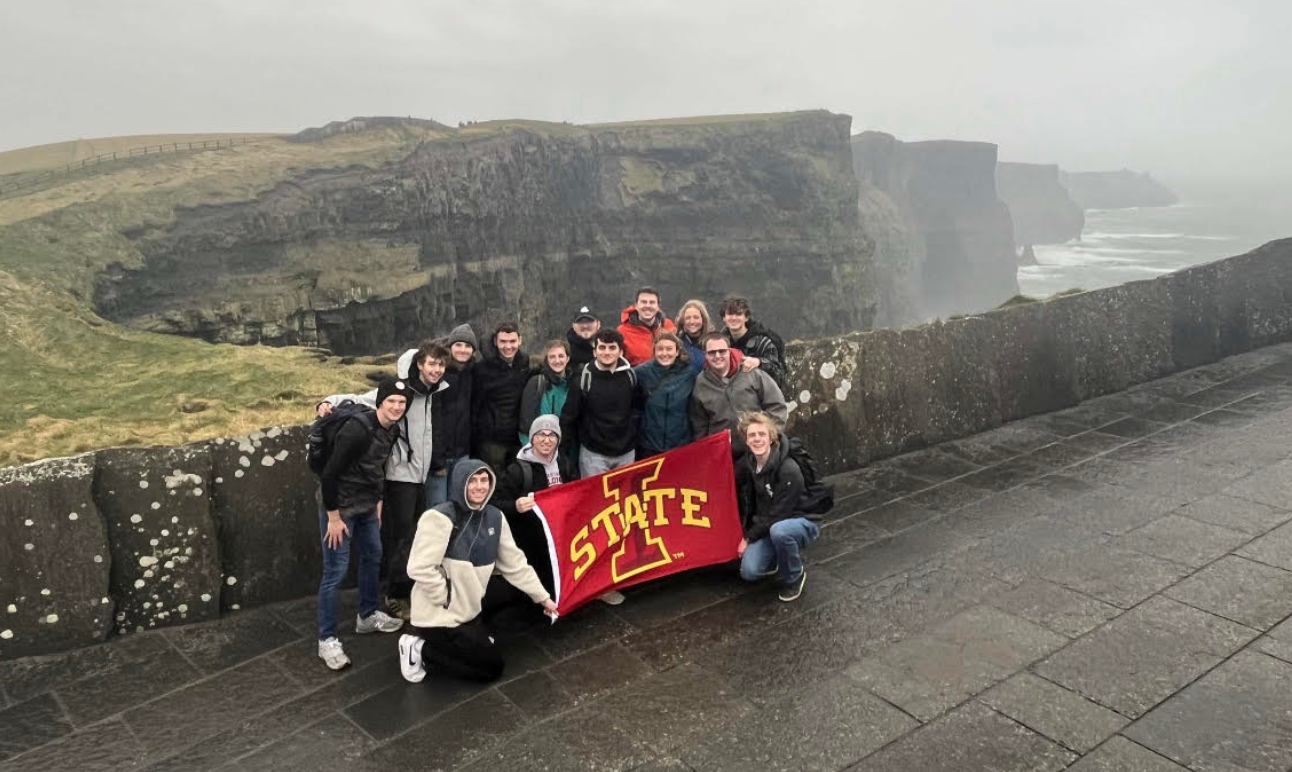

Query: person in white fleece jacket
[397,458,556,683]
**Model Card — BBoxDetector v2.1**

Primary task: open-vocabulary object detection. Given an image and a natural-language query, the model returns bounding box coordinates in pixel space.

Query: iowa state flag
[533,431,743,615]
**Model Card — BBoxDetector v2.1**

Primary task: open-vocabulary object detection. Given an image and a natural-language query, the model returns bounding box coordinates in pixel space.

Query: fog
[3,0,1289,182]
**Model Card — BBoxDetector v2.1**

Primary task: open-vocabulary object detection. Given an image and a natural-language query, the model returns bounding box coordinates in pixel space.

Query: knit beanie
[528,414,562,441]
[375,378,413,409]
[446,324,478,351]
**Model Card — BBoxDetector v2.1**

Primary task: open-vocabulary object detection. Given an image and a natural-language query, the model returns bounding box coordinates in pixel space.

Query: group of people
[312,288,825,683]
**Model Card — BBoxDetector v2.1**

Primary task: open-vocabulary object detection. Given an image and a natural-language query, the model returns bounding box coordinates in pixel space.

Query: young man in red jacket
[617,286,677,366]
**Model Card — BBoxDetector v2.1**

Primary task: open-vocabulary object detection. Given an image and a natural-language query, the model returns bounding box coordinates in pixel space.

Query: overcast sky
[3,0,1289,184]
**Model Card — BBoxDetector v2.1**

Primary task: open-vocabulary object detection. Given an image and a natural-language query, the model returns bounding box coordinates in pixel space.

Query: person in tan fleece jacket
[397,458,556,683]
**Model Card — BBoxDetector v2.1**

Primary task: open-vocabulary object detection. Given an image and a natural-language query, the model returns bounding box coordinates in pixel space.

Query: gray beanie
[446,323,478,350]
[528,414,561,440]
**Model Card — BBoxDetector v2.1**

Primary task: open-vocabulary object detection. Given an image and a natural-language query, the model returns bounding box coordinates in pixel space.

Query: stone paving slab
[4,343,1292,771]
[1125,650,1292,772]
[1033,596,1258,717]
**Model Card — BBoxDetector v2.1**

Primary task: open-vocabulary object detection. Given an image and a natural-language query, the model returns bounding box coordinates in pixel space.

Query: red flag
[533,431,743,615]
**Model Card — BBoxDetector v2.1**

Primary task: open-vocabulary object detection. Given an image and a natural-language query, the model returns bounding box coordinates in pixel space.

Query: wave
[1081,232,1235,241]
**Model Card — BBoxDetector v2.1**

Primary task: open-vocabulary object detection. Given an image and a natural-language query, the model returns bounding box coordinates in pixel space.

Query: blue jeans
[426,456,463,508]
[739,518,821,585]
[317,505,382,640]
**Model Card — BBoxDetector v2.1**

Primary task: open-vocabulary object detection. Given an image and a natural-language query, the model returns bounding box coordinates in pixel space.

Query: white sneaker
[597,590,626,605]
[318,637,351,671]
[398,633,426,683]
[356,609,405,634]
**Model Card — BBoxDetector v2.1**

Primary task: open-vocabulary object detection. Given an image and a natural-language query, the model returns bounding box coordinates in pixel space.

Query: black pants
[477,442,520,478]
[381,481,424,600]
[411,617,504,682]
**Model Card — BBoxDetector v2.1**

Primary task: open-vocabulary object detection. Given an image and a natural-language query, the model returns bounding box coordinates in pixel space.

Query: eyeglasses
[534,432,559,440]
[705,349,730,358]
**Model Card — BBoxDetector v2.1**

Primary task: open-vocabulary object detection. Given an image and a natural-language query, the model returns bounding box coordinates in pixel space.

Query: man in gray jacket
[318,341,451,619]
[690,332,788,456]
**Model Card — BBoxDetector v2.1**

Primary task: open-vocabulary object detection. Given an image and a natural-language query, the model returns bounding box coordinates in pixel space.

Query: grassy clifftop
[0,112,839,467]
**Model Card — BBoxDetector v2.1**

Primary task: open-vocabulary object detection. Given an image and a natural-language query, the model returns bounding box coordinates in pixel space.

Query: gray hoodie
[323,348,449,484]
[406,459,550,628]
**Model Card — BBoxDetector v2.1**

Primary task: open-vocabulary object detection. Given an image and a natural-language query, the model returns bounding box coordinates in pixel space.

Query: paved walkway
[4,343,1292,771]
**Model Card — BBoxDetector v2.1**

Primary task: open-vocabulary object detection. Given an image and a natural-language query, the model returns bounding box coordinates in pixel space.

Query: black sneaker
[778,570,806,602]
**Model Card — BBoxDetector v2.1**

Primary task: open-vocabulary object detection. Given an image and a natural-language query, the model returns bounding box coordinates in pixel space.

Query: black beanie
[376,378,413,409]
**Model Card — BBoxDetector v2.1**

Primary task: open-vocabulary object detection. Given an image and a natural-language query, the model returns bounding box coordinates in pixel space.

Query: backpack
[307,400,376,475]
[578,362,636,394]
[786,436,834,515]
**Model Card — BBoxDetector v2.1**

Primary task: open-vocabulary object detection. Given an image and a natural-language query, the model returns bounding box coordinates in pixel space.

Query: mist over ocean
[1018,182,1292,298]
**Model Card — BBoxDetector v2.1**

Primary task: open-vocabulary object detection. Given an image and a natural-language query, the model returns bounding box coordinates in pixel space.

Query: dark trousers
[381,481,424,600]
[411,617,504,682]
[477,441,520,478]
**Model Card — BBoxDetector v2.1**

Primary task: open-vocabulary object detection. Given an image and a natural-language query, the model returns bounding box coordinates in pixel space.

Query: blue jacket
[634,359,699,454]
[678,331,706,374]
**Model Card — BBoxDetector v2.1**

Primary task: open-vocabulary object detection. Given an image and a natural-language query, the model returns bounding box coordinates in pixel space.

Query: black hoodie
[735,439,814,543]
[560,357,641,456]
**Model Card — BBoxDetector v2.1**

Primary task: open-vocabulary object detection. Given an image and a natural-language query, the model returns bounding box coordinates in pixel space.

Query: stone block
[1165,555,1292,630]
[0,455,111,660]
[1125,650,1292,772]
[980,672,1128,753]
[1034,596,1256,717]
[207,426,321,610]
[1236,519,1292,571]
[94,445,221,634]
[849,701,1075,772]
[1066,736,1189,771]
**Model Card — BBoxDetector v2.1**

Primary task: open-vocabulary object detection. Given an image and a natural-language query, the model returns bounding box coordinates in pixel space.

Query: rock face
[995,162,1085,246]
[852,132,1018,326]
[93,112,876,355]
[0,456,111,659]
[1059,170,1179,209]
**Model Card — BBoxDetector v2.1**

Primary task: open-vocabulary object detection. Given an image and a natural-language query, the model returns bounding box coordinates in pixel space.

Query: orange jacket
[617,305,678,366]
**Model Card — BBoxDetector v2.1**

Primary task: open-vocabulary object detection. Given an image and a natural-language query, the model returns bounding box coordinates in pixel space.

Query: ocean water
[1017,187,1292,299]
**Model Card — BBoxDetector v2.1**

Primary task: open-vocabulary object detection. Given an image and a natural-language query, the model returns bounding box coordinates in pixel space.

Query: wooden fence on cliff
[0,137,265,199]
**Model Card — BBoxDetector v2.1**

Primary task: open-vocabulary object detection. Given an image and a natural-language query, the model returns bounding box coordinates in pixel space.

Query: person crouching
[734,411,822,602]
[398,458,557,683]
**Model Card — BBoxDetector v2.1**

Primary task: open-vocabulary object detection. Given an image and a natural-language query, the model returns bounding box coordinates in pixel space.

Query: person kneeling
[398,459,556,683]
[735,412,822,602]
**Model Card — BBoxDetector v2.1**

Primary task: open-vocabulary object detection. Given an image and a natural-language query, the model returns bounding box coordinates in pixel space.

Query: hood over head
[397,348,450,395]
[449,458,496,511]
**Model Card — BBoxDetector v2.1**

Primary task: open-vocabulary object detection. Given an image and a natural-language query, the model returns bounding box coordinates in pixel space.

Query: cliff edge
[995,161,1085,246]
[853,131,1018,326]
[1059,169,1179,209]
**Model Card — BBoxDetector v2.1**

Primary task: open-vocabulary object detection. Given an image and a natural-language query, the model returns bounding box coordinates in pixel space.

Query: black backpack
[307,401,376,475]
[786,436,834,515]
[758,327,790,392]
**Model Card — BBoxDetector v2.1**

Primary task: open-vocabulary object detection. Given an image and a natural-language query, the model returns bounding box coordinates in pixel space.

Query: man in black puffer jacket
[734,411,821,603]
[721,295,789,391]
[472,321,535,475]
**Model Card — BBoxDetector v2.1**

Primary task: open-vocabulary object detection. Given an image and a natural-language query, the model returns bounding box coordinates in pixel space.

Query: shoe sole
[321,657,351,671]
[778,572,806,602]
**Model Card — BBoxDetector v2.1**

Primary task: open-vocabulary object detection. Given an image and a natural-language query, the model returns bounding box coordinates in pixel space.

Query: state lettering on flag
[532,431,743,615]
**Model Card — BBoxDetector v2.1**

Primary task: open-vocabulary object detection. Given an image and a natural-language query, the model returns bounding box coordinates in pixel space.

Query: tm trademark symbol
[672,552,685,559]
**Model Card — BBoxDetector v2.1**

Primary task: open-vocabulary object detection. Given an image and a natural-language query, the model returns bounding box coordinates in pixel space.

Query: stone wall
[4,238,1291,660]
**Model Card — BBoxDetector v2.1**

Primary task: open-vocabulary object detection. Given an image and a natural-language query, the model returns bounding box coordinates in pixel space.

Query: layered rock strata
[94,112,875,354]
